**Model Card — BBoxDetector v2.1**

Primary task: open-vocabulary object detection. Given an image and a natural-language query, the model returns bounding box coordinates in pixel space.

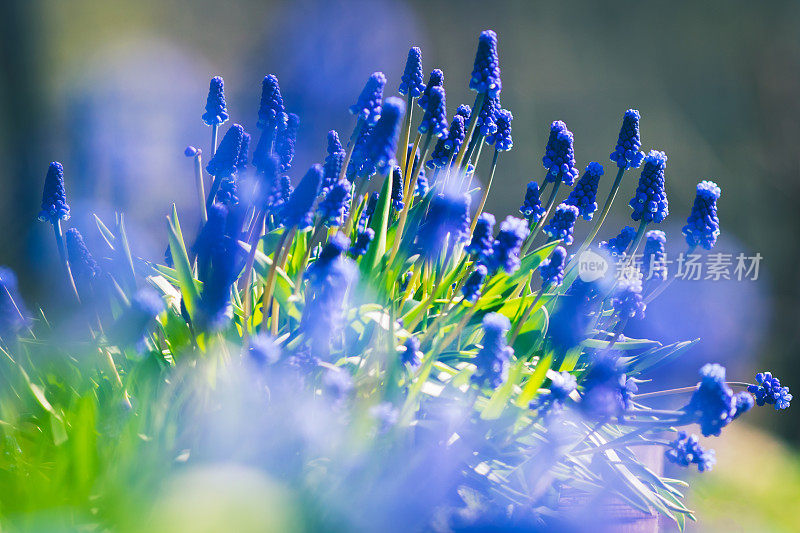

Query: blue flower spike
[683,180,721,250]
[399,47,425,98]
[202,76,229,126]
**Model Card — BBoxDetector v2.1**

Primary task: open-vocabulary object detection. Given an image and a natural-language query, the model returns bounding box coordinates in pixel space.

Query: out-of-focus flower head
[462,264,488,303]
[202,76,229,126]
[109,288,164,348]
[38,162,70,223]
[539,246,567,287]
[350,228,374,258]
[629,150,668,223]
[487,216,529,274]
[613,271,646,320]
[399,47,425,98]
[66,228,101,302]
[281,165,323,230]
[581,354,637,420]
[415,192,471,260]
[682,180,721,250]
[469,30,502,98]
[466,213,495,263]
[390,166,404,212]
[0,267,30,342]
[565,162,603,220]
[401,335,421,368]
[248,334,282,368]
[364,97,405,175]
[665,431,715,472]
[317,180,352,227]
[686,363,741,437]
[207,124,244,178]
[610,109,644,169]
[473,313,512,388]
[275,113,300,173]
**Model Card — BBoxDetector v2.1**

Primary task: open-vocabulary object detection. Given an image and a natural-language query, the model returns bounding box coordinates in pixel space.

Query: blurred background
[0,1,798,529]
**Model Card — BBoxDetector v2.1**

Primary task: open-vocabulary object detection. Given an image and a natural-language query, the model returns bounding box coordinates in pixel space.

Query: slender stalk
[453,93,485,170]
[403,132,422,197]
[241,210,268,323]
[397,94,415,183]
[206,175,222,211]
[53,220,80,303]
[338,120,363,183]
[260,227,295,330]
[341,178,369,237]
[293,223,326,291]
[193,152,207,224]
[389,133,433,264]
[211,123,219,157]
[469,149,499,236]
[508,287,545,345]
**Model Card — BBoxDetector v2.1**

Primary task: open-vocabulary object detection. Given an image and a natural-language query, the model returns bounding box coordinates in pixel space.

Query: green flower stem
[564,166,627,274]
[469,148,499,236]
[341,178,369,237]
[634,381,751,399]
[397,93,415,184]
[389,133,433,264]
[260,227,295,331]
[521,180,562,255]
[404,256,468,332]
[508,284,545,345]
[240,210,268,327]
[293,223,326,293]
[453,92,486,170]
[205,175,222,212]
[403,132,422,195]
[53,219,80,303]
[338,119,364,183]
[463,137,485,191]
[211,123,219,157]
[193,152,207,224]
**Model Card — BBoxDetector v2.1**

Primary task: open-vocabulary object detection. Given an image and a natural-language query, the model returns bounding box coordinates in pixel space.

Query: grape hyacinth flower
[206,124,244,178]
[581,355,638,420]
[236,131,251,176]
[520,181,546,223]
[486,108,513,151]
[682,180,721,250]
[462,264,488,303]
[748,372,792,410]
[466,213,495,262]
[539,246,567,287]
[488,216,529,274]
[415,168,429,196]
[202,76,229,126]
[365,97,405,174]
[254,154,280,208]
[275,113,299,172]
[642,230,667,280]
[0,268,30,342]
[257,74,286,131]
[248,334,281,367]
[417,69,443,111]
[685,364,742,437]
[530,371,577,413]
[613,273,646,320]
[665,432,716,472]
[358,194,378,233]
[542,204,579,245]
[733,391,755,419]
[456,104,472,121]
[391,166,404,211]
[282,165,323,230]
[317,180,352,227]
[415,192,471,260]
[542,121,579,186]
[347,125,375,181]
[401,335,421,367]
[565,162,604,220]
[475,95,498,138]
[350,228,374,258]
[630,150,668,223]
[197,206,239,331]
[66,228,101,302]
[469,30,502,98]
[610,109,644,169]
[399,47,425,98]
[428,115,466,169]
[38,162,70,223]
[600,226,636,256]
[473,313,512,388]
[418,86,448,138]
[322,131,345,193]
[216,178,239,207]
[350,72,386,126]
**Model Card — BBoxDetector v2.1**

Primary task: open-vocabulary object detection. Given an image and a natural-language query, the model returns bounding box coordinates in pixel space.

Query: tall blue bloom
[665,432,716,472]
[418,69,443,111]
[428,115,466,169]
[682,180,721,250]
[322,131,345,193]
[358,194,378,233]
[473,313,512,388]
[748,372,792,411]
[350,72,386,126]
[466,213,495,262]
[364,96,405,174]
[630,150,668,223]
[539,246,567,287]
[642,230,667,280]
[462,264,488,303]
[520,181,545,223]
[542,120,579,186]
[475,95,498,138]
[399,47,425,98]
[565,162,603,220]
[685,364,740,437]
[486,108,513,151]
[613,274,646,320]
[456,104,472,121]
[257,74,286,131]
[610,109,644,169]
[317,180,351,227]
[600,226,636,256]
[530,371,577,413]
[469,30,502,98]
[66,228,101,302]
[275,113,299,173]
[39,162,70,223]
[282,165,322,230]
[0,268,30,341]
[347,125,375,180]
[197,205,239,331]
[542,203,579,245]
[350,228,374,258]
[206,124,244,178]
[418,86,448,138]
[255,154,281,209]
[202,76,229,126]
[236,131,251,176]
[415,192,470,260]
[487,216,529,274]
[391,166,404,211]
[581,354,637,420]
[301,233,357,359]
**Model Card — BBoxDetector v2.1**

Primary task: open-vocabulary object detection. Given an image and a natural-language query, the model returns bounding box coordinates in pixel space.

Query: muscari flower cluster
[13,29,793,532]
